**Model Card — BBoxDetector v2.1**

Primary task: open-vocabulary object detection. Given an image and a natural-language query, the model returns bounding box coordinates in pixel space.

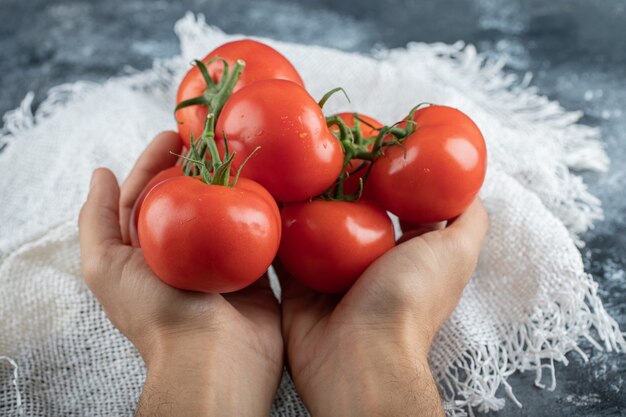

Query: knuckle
[81,246,111,288]
[81,257,101,287]
[369,262,424,312]
[447,233,480,280]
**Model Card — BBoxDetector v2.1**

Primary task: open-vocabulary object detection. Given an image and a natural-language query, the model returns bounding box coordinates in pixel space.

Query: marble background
[1,0,624,415]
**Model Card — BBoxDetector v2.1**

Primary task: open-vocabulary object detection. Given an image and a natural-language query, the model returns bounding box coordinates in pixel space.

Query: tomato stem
[193,58,217,88]
[180,58,246,176]
[174,96,206,113]
[317,87,351,109]
[231,146,261,186]
[351,113,365,145]
[321,111,418,201]
[175,57,257,188]
[352,113,377,136]
[321,114,374,201]
[202,113,221,168]
[213,59,245,121]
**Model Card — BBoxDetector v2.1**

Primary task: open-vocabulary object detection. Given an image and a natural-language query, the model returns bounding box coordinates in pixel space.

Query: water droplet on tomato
[299,132,307,139]
[256,129,264,136]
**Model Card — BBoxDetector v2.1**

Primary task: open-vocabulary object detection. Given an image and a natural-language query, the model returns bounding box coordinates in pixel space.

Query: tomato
[330,112,383,196]
[369,105,486,223]
[176,40,304,148]
[215,80,344,202]
[129,165,184,248]
[278,200,395,293]
[138,176,281,293]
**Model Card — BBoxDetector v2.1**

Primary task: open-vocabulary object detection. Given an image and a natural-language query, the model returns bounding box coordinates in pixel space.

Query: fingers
[442,198,489,259]
[274,260,337,345]
[79,168,123,285]
[432,198,489,288]
[393,198,488,291]
[119,131,183,243]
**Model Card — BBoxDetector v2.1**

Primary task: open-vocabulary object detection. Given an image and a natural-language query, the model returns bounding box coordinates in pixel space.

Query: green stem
[351,113,364,145]
[371,127,388,156]
[193,59,215,87]
[318,87,351,109]
[386,127,409,138]
[176,57,248,186]
[231,146,261,187]
[336,153,352,200]
[200,113,222,169]
[325,116,354,153]
[210,59,245,121]
[353,151,375,161]
[182,134,206,176]
[175,96,208,113]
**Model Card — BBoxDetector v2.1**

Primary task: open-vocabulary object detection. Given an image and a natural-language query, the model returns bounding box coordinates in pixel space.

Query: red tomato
[176,40,304,148]
[330,112,383,196]
[278,200,395,293]
[369,105,486,223]
[215,80,344,202]
[129,165,184,248]
[138,176,281,293]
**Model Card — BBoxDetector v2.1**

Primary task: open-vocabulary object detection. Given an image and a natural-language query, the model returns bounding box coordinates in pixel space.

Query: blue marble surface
[1,0,624,415]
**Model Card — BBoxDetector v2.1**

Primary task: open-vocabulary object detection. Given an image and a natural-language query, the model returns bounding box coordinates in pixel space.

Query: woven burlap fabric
[1,14,624,416]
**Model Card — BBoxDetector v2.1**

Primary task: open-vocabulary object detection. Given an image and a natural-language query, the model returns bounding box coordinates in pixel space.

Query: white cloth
[0,13,623,416]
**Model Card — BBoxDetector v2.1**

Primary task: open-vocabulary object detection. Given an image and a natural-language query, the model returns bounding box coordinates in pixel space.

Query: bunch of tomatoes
[130,39,487,294]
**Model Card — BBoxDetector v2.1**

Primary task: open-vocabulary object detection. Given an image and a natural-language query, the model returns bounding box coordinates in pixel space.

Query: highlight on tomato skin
[369,105,487,224]
[138,175,281,294]
[278,199,395,294]
[175,39,304,148]
[215,79,344,203]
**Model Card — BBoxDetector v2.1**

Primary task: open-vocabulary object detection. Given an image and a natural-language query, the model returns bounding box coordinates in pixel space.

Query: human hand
[279,199,489,417]
[78,132,283,417]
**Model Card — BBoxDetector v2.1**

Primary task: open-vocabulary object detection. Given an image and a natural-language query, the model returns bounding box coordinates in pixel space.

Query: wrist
[137,331,279,417]
[300,331,443,417]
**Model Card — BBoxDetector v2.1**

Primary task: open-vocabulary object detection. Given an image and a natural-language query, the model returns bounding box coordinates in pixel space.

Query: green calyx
[322,112,404,202]
[176,57,246,176]
[322,114,369,201]
[175,115,260,187]
[175,57,245,119]
[173,57,258,187]
[319,102,433,201]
